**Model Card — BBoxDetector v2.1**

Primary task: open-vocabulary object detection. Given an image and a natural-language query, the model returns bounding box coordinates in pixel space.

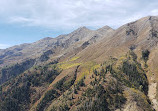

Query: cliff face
[0,16,158,111]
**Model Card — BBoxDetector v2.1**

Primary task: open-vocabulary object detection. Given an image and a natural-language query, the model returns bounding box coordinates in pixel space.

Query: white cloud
[9,16,34,23]
[0,44,10,49]
[0,0,158,31]
[151,9,158,16]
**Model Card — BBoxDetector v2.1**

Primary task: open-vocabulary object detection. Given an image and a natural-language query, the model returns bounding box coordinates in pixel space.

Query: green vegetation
[102,51,149,94]
[73,78,85,94]
[80,83,126,111]
[58,63,81,70]
[78,85,110,111]
[36,89,59,111]
[76,78,85,87]
[75,51,150,110]
[50,104,70,111]
[39,50,54,62]
[122,60,148,93]
[0,51,153,111]
[0,59,35,85]
[0,82,31,111]
[0,63,61,111]
[69,56,80,62]
[142,49,150,62]
[54,75,75,92]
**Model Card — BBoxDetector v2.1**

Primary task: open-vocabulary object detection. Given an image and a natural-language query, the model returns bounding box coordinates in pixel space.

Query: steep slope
[29,16,158,111]
[0,26,114,68]
[0,26,114,85]
[76,16,158,63]
[46,51,152,111]
[75,16,158,110]
[0,16,158,111]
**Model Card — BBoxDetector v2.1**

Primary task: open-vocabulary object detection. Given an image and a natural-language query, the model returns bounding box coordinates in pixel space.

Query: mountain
[0,16,158,111]
[0,26,114,68]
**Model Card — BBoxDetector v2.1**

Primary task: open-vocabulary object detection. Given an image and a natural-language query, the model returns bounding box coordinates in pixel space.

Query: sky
[0,0,158,49]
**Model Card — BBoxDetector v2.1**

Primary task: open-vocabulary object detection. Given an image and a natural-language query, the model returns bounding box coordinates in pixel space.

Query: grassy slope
[37,51,153,111]
[0,48,154,111]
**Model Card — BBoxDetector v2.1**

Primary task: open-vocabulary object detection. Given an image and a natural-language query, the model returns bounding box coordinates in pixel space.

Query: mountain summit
[0,16,158,111]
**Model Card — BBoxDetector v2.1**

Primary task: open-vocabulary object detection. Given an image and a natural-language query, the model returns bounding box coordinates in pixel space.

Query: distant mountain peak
[97,25,113,31]
[41,37,52,41]
[96,25,114,36]
[74,26,91,32]
[68,26,92,37]
[78,26,89,30]
[36,37,53,43]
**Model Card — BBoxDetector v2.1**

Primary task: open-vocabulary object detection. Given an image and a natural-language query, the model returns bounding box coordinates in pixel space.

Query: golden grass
[58,63,81,70]
[76,62,100,82]
[57,56,82,70]
[69,56,80,62]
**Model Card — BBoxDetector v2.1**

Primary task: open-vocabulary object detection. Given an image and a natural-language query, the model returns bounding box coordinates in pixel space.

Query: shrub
[36,89,59,111]
[142,50,150,62]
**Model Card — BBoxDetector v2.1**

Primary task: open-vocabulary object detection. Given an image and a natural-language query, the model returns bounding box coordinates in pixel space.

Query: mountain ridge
[0,16,158,111]
[0,25,114,68]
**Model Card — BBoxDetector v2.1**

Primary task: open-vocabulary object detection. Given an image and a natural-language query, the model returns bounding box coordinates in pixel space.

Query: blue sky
[0,0,158,49]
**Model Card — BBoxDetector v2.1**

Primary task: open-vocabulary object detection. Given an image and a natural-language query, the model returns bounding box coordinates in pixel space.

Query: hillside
[0,16,158,111]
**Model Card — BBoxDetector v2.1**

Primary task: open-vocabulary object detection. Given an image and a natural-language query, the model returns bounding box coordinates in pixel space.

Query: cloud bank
[0,0,158,31]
